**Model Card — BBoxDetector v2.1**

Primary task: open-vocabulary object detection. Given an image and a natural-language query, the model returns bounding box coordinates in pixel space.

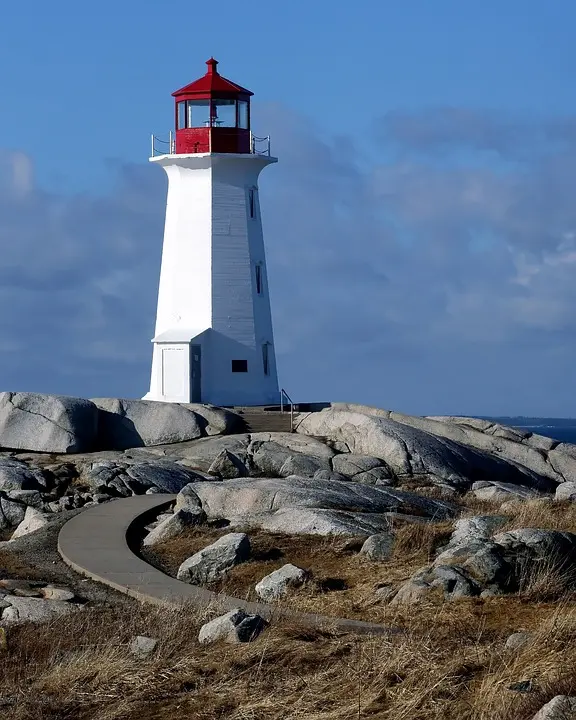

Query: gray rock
[313,469,350,483]
[505,631,533,650]
[255,564,309,601]
[360,533,395,560]
[548,444,576,484]
[450,516,508,546]
[249,440,330,478]
[124,462,205,494]
[555,482,576,502]
[175,484,203,513]
[91,398,203,450]
[391,564,480,604]
[374,584,396,602]
[208,449,247,479]
[0,459,47,493]
[493,528,576,568]
[531,696,576,720]
[7,489,44,508]
[143,508,206,546]
[462,544,513,587]
[198,608,267,644]
[296,408,552,491]
[181,404,242,437]
[249,432,336,460]
[176,533,251,584]
[354,467,395,486]
[471,481,543,503]
[0,392,97,453]
[130,635,158,657]
[11,506,49,540]
[140,435,251,471]
[40,586,75,601]
[332,454,389,477]
[1,596,80,623]
[190,476,456,531]
[0,496,26,530]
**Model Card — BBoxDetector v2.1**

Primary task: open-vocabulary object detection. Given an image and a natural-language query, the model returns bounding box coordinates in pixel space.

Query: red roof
[172,58,253,98]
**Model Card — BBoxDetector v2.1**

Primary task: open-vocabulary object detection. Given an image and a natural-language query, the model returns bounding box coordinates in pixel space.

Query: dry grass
[2,598,576,720]
[462,497,576,534]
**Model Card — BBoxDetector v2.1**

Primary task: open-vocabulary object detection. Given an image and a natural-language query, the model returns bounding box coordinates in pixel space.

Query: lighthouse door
[190,345,202,402]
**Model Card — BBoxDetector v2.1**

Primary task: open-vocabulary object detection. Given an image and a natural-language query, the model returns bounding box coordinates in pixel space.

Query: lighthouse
[144,59,279,407]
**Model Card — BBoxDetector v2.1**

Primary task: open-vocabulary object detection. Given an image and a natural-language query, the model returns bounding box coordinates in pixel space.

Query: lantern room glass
[238,100,249,129]
[186,100,211,128]
[212,99,236,127]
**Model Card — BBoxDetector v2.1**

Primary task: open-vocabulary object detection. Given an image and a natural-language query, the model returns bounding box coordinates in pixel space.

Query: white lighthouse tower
[144,58,279,407]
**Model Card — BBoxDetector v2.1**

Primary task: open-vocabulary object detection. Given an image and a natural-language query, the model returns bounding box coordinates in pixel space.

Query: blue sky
[1,0,576,415]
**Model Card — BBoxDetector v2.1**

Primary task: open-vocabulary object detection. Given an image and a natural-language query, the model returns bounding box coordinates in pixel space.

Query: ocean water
[484,417,576,445]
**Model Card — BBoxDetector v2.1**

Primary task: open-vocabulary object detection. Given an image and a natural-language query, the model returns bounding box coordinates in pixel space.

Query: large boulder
[0,392,97,453]
[332,404,564,485]
[83,460,206,497]
[91,398,204,450]
[471,481,544,502]
[188,476,456,536]
[176,532,251,584]
[531,696,576,720]
[198,609,267,644]
[1,596,79,623]
[11,506,49,540]
[142,435,252,471]
[0,496,27,530]
[255,564,309,601]
[143,508,206,547]
[295,408,553,491]
[0,458,48,493]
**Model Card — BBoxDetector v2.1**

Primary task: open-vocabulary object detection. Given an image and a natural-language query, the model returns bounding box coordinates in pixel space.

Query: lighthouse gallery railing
[150,132,271,157]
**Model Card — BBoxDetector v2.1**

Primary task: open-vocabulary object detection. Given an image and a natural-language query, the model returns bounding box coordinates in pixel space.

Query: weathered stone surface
[449,515,508,546]
[471,481,544,503]
[181,404,242,437]
[548,444,576,484]
[92,398,203,450]
[0,392,97,453]
[249,432,335,460]
[555,482,576,502]
[177,533,251,584]
[143,435,252,471]
[249,440,331,478]
[130,635,158,657]
[208,449,247,478]
[531,696,576,720]
[11,506,49,540]
[40,586,75,601]
[313,469,350,483]
[175,484,203,513]
[493,528,576,568]
[84,460,205,497]
[191,476,456,527]
[143,508,205,546]
[0,497,26,530]
[332,454,389,478]
[360,533,395,560]
[1,596,79,623]
[7,489,44,508]
[198,608,267,644]
[391,564,480,604]
[255,564,309,601]
[505,631,533,650]
[296,408,551,491]
[0,459,47,493]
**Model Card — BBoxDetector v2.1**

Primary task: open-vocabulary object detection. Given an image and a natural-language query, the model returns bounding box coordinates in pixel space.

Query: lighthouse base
[144,328,279,407]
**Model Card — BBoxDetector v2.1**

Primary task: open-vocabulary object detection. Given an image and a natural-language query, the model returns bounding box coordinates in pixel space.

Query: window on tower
[177,102,186,130]
[262,343,270,376]
[212,99,236,127]
[249,188,256,218]
[255,263,263,294]
[232,360,248,373]
[238,100,249,129]
[186,100,211,128]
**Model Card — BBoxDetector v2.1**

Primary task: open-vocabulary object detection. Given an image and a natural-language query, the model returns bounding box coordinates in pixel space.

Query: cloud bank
[1,105,576,415]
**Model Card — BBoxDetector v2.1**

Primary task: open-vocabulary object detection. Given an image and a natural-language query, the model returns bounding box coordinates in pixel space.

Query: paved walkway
[58,495,397,636]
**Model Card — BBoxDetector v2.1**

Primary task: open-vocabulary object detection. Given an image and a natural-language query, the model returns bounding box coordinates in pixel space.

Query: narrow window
[177,102,186,130]
[255,263,263,295]
[249,188,256,218]
[232,360,248,373]
[262,343,270,375]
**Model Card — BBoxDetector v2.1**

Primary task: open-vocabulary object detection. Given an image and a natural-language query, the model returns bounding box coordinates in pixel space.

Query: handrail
[280,388,295,432]
[250,133,271,156]
[151,131,175,157]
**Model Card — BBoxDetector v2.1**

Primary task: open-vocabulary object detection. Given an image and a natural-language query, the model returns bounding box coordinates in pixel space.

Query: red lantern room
[172,58,253,154]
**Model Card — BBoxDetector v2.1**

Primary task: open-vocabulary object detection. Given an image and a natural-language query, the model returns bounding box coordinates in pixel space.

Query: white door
[161,347,187,400]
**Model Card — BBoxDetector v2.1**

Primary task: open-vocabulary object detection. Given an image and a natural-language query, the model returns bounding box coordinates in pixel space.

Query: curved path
[58,495,398,636]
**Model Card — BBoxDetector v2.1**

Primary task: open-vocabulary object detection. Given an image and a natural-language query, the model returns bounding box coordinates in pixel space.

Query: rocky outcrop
[83,460,206,497]
[176,533,251,584]
[531,696,576,720]
[184,476,455,536]
[1,595,79,623]
[143,508,206,546]
[0,393,98,454]
[360,533,395,560]
[295,408,553,491]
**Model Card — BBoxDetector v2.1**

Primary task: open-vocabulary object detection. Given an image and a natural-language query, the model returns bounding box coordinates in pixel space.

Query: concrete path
[58,495,397,636]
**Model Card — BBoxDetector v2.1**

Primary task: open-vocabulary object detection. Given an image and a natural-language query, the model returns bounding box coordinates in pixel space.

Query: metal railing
[280,388,295,432]
[250,134,271,156]
[150,130,271,157]
[150,131,175,157]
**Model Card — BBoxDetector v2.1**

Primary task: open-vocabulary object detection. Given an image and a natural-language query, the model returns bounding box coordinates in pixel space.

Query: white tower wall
[144,152,279,407]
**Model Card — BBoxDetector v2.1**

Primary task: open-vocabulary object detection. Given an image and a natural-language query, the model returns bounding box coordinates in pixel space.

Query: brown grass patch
[2,600,576,720]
